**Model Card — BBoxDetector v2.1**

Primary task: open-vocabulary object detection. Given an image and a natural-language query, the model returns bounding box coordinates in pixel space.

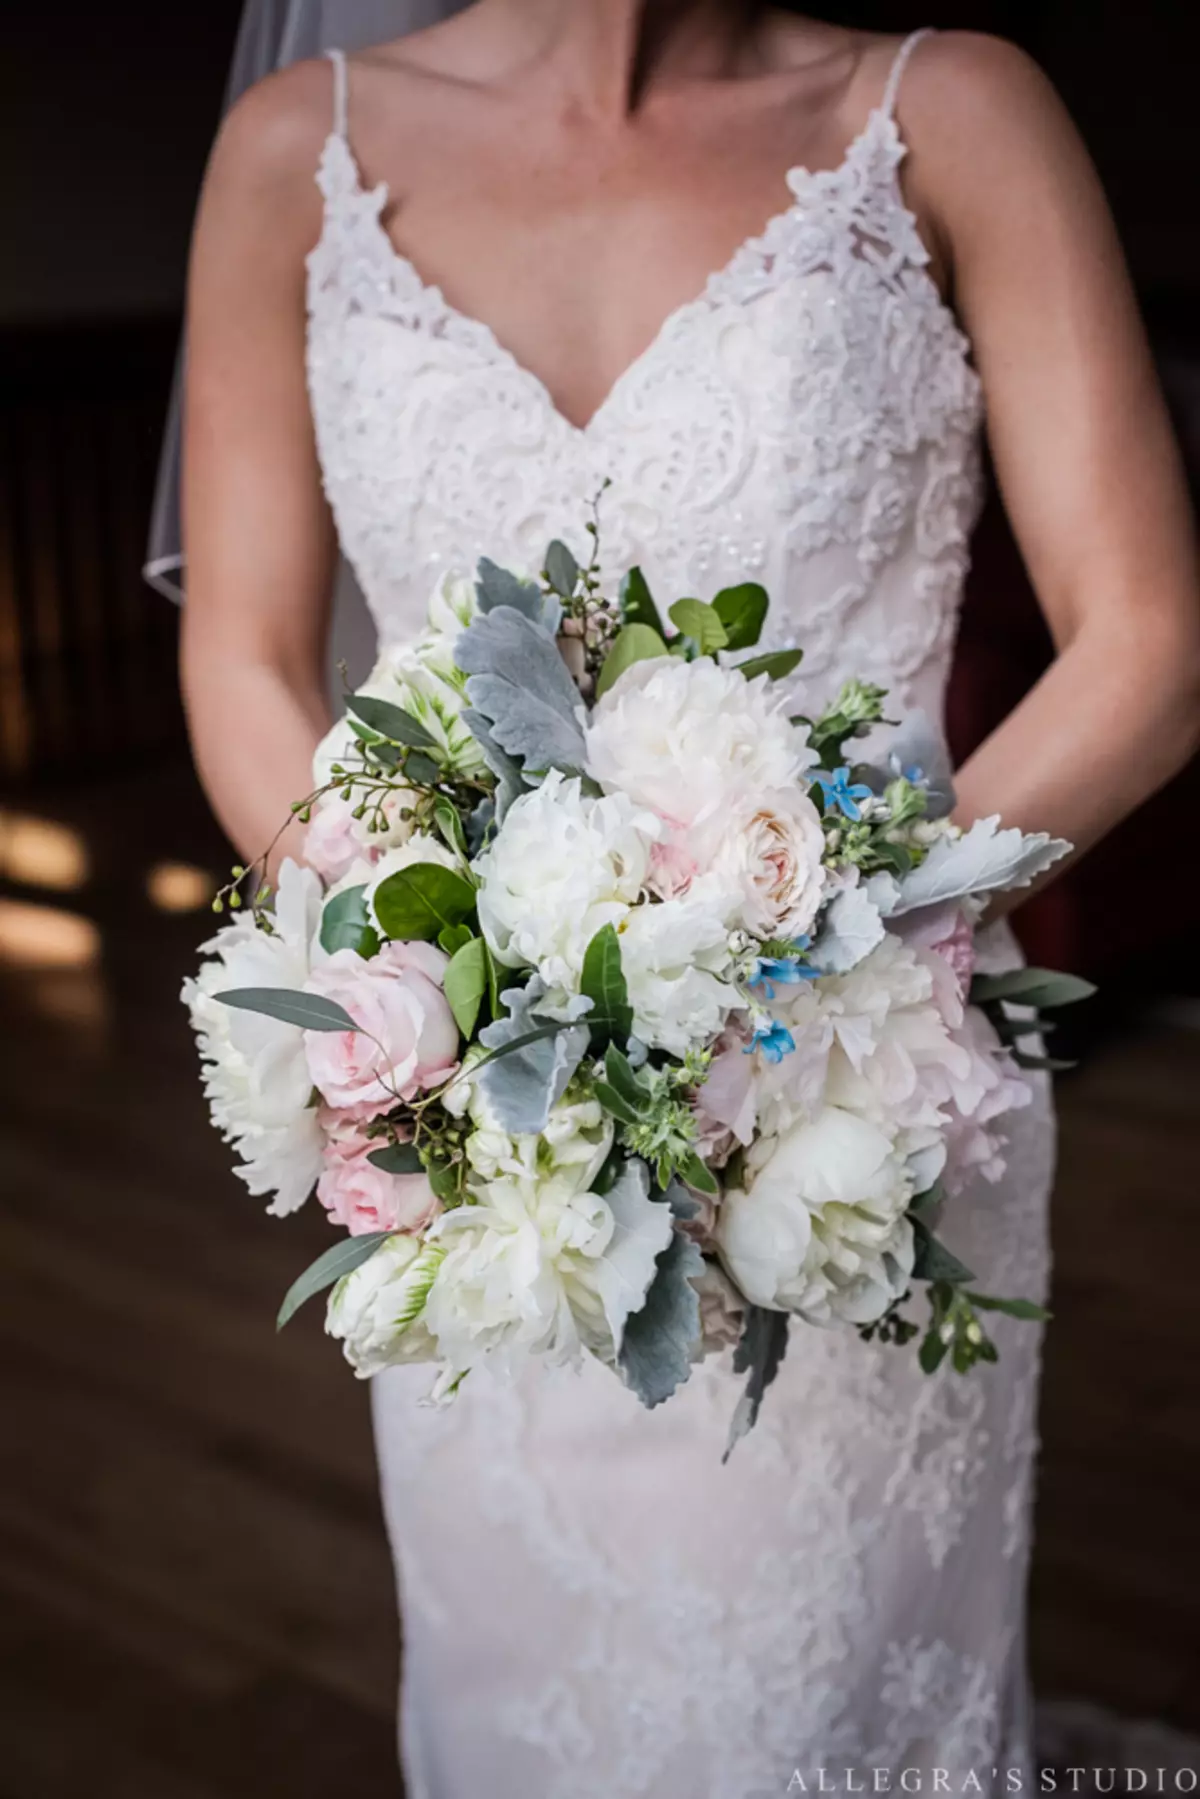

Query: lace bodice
[305,31,984,725]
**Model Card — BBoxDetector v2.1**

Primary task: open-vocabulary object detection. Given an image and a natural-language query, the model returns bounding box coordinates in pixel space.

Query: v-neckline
[316,108,898,439]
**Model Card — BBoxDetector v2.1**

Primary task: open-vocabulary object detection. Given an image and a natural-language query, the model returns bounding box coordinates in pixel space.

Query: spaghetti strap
[881,27,935,120]
[324,46,349,141]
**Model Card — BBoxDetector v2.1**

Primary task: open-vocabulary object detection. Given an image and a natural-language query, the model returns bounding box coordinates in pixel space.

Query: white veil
[144,0,465,681]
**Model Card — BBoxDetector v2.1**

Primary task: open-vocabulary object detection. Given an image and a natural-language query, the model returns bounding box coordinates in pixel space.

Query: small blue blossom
[748,938,821,1000]
[745,1021,796,1064]
[888,751,926,785]
[814,765,874,822]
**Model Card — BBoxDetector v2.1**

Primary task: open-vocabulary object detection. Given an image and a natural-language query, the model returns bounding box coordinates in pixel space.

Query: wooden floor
[1,757,1198,1796]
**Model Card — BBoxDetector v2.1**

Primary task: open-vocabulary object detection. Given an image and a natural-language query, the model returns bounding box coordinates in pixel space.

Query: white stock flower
[446,1056,614,1191]
[325,1234,444,1377]
[617,895,737,1056]
[369,572,485,777]
[586,656,815,830]
[423,1160,672,1374]
[183,859,325,1216]
[475,771,657,999]
[717,1106,915,1326]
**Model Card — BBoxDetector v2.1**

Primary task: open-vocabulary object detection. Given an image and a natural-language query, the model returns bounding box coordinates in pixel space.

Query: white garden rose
[691,786,828,938]
[617,894,737,1056]
[325,1234,444,1377]
[183,858,326,1215]
[717,1106,915,1326]
[423,1159,673,1374]
[585,655,816,830]
[474,771,657,1002]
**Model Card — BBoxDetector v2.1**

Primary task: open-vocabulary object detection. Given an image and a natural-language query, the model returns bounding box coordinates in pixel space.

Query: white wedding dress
[305,31,1054,1797]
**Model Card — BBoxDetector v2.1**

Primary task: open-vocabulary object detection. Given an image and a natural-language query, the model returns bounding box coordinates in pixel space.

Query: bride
[177,3,1199,1792]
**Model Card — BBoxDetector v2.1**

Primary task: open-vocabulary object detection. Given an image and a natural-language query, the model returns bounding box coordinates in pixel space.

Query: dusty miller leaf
[891,816,1071,915]
[809,882,886,974]
[458,606,587,775]
[475,557,561,635]
[619,1228,705,1408]
[475,978,590,1135]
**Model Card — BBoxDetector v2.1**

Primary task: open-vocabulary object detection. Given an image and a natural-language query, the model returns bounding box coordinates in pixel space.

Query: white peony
[617,895,737,1056]
[423,1159,673,1375]
[586,655,816,830]
[717,1106,915,1326]
[325,1234,444,1377]
[475,771,657,1000]
[183,859,326,1215]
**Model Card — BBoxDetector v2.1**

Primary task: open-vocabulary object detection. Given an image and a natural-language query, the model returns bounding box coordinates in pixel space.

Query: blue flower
[888,751,926,785]
[745,1020,796,1064]
[814,765,873,822]
[748,939,821,1000]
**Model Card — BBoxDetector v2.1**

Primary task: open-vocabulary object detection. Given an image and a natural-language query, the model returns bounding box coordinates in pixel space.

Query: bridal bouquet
[186,528,1091,1448]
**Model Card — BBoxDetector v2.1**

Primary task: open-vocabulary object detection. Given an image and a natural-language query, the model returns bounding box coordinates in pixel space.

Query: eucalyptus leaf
[544,538,580,598]
[444,936,489,1038]
[735,648,804,682]
[366,1143,424,1175]
[1012,1050,1077,1073]
[216,987,357,1034]
[891,816,1071,915]
[712,582,768,649]
[438,921,474,957]
[619,1228,705,1408]
[669,597,728,655]
[619,566,665,636]
[345,693,436,749]
[319,885,379,959]
[918,1326,949,1375]
[970,967,1097,1009]
[371,862,476,943]
[594,622,669,699]
[458,607,587,775]
[404,751,442,788]
[277,1231,389,1330]
[724,1306,790,1461]
[579,923,633,1044]
[966,1291,1051,1321]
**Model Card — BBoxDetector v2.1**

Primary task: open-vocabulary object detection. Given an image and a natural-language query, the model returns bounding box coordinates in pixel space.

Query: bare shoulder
[205,58,339,209]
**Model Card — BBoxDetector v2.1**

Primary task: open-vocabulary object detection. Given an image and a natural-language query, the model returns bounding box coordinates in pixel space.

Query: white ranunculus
[423,1159,672,1374]
[585,655,816,831]
[617,895,737,1056]
[717,1106,915,1326]
[325,1234,444,1377]
[474,771,658,1001]
[691,786,828,938]
[183,858,326,1216]
[362,832,465,935]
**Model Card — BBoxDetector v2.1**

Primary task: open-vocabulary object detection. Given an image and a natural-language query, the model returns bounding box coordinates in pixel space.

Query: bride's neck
[483,0,769,115]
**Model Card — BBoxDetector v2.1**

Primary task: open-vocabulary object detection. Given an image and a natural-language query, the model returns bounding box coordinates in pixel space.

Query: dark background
[1,4,1199,1794]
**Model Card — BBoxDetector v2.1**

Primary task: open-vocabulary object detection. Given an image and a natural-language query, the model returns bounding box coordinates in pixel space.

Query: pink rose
[303,942,460,1119]
[304,795,365,885]
[316,1110,439,1235]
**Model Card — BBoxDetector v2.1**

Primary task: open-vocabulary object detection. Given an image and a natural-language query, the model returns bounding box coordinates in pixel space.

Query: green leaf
[603,1043,649,1114]
[433,797,468,859]
[679,1151,719,1197]
[965,1291,1051,1321]
[444,936,488,1038]
[724,1307,790,1461]
[618,566,665,636]
[277,1232,389,1329]
[918,1326,950,1375]
[215,987,357,1033]
[579,923,633,1043]
[345,693,436,749]
[366,1143,424,1175]
[735,648,804,682]
[438,921,474,956]
[593,1079,644,1127]
[403,751,442,787]
[371,862,476,943]
[483,938,500,1018]
[911,1223,976,1286]
[908,1180,945,1224]
[1012,1050,1077,1073]
[970,967,1097,1010]
[712,582,768,650]
[544,538,580,598]
[319,885,379,959]
[668,597,728,655]
[594,622,669,699]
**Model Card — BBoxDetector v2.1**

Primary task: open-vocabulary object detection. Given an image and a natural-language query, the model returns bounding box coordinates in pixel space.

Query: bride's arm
[181,64,336,871]
[904,34,1200,904]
